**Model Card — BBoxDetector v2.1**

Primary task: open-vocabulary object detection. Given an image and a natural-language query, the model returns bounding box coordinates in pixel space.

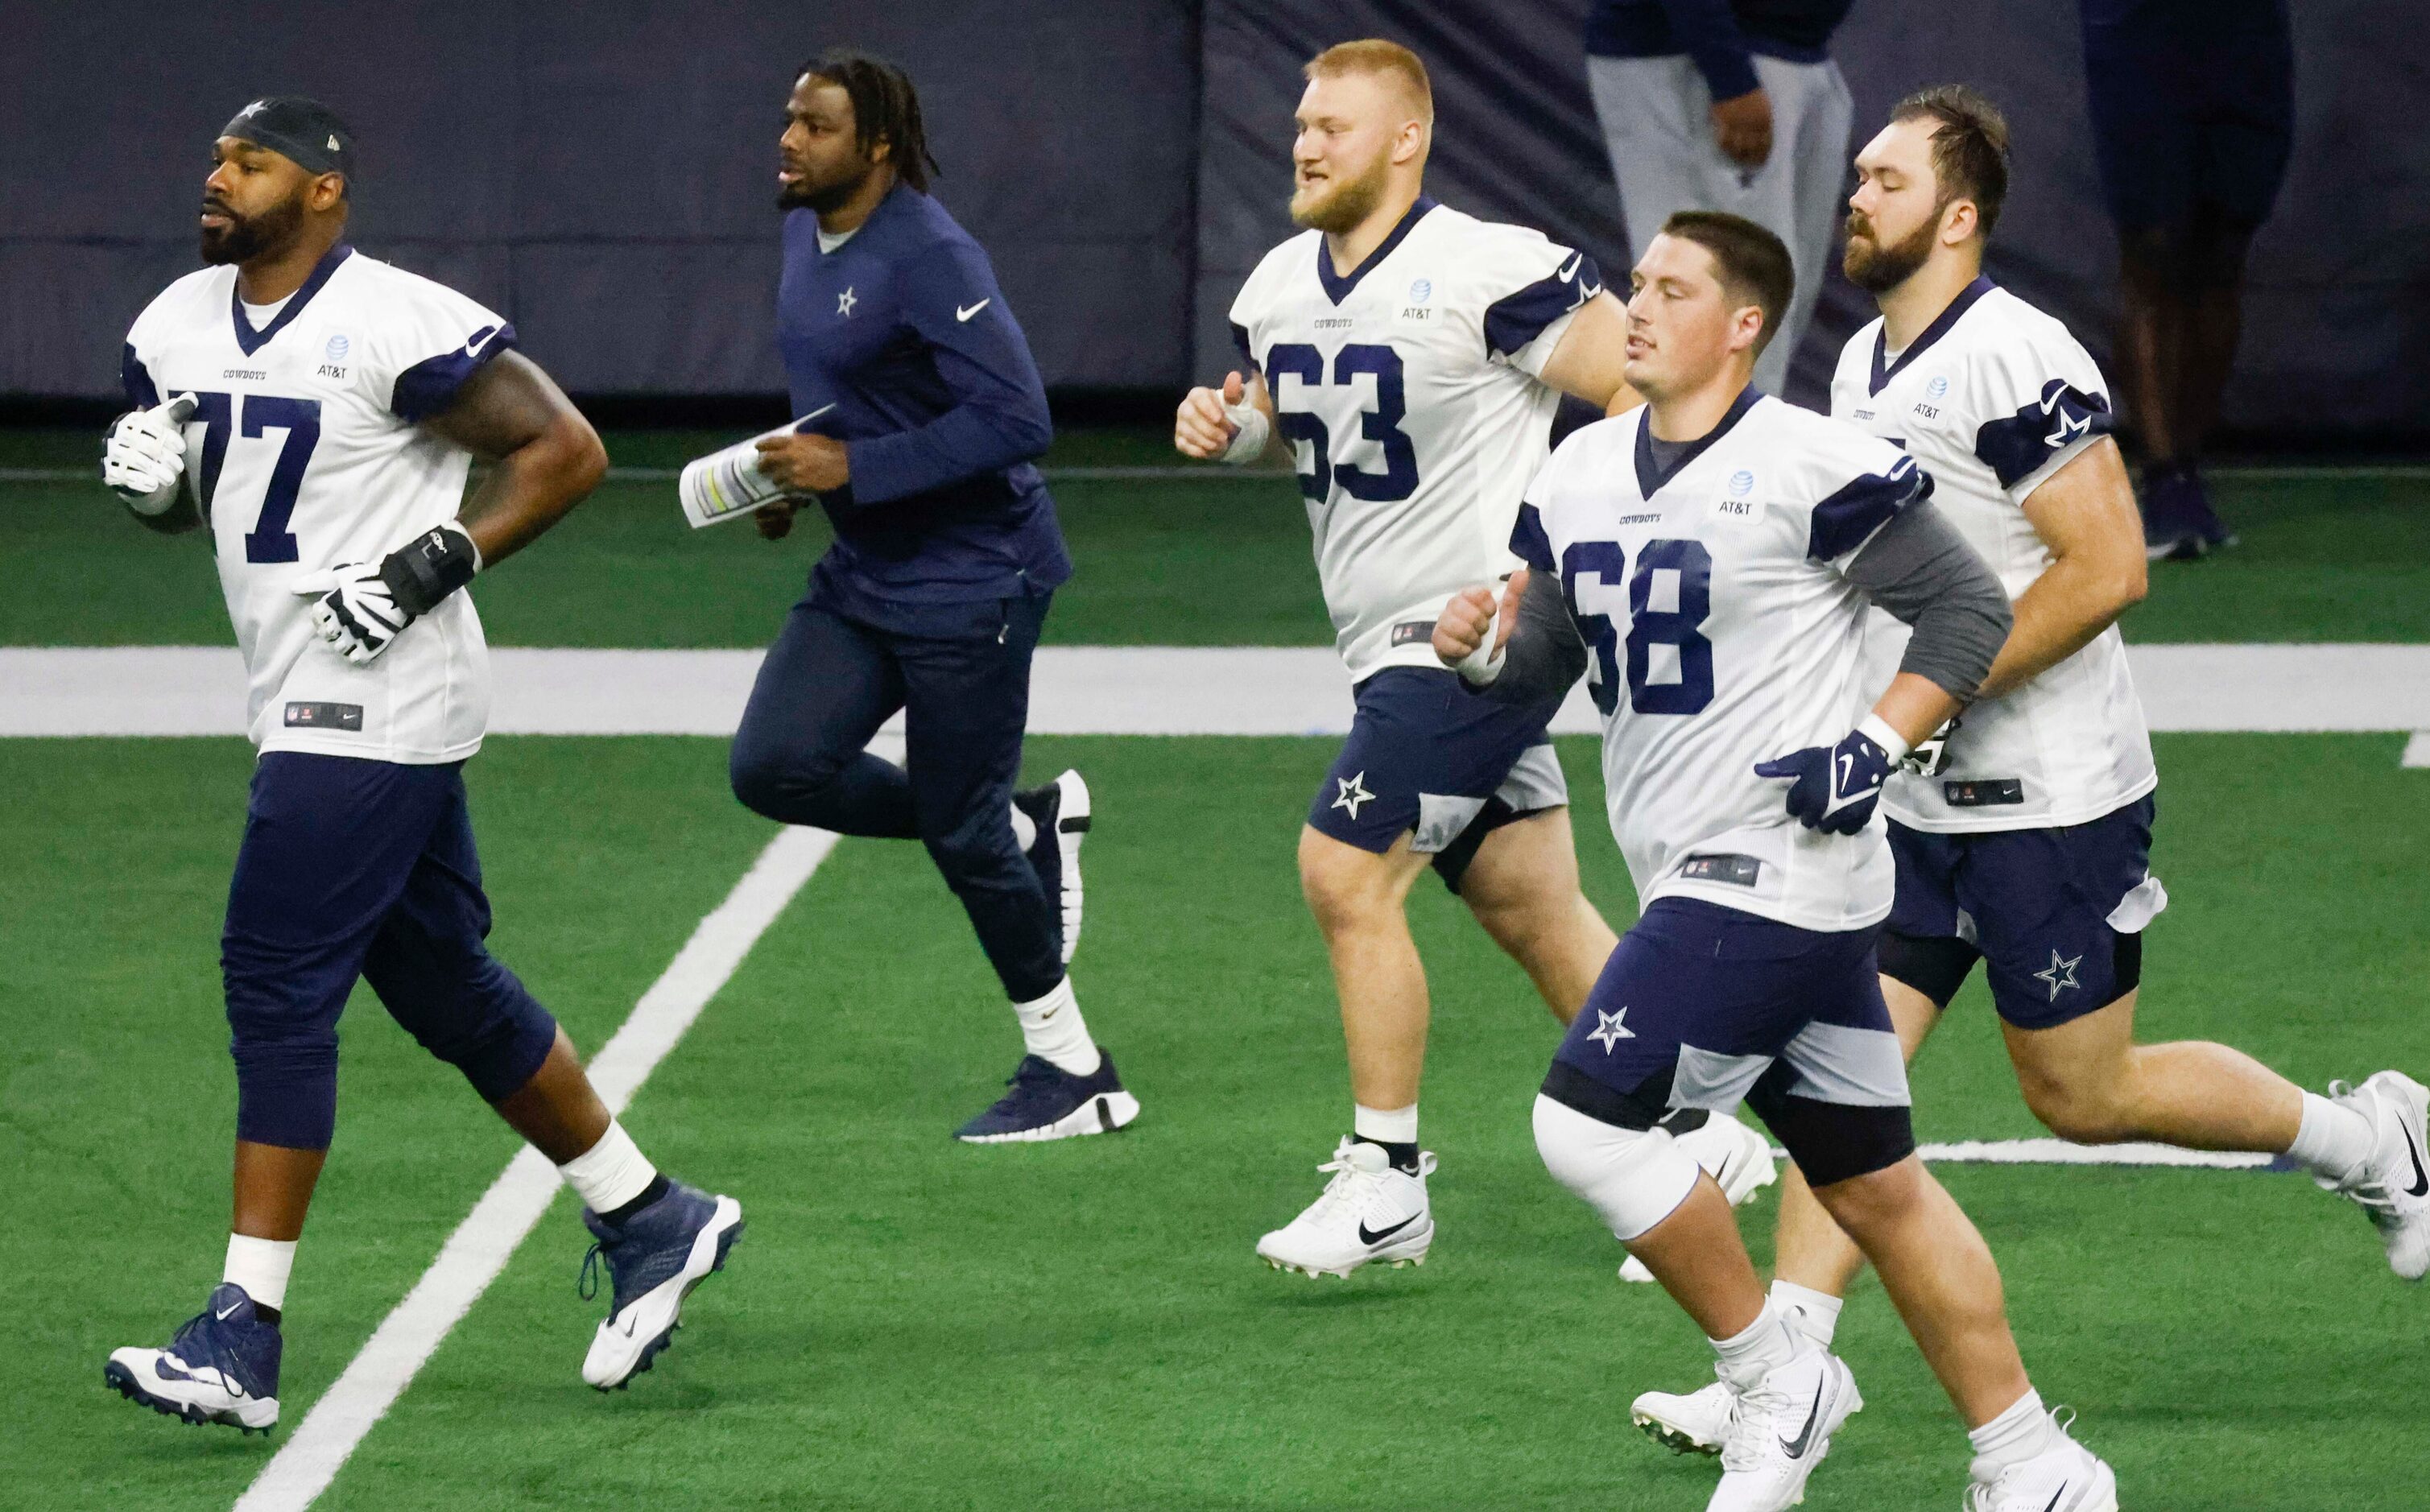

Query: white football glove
[294,561,412,666]
[103,393,196,514]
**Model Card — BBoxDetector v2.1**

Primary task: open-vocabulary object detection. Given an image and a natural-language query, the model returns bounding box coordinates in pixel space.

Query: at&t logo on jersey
[318,332,350,380]
[1399,276,1434,323]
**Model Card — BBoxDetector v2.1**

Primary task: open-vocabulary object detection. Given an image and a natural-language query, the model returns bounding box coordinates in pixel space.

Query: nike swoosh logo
[1779,1379,1826,1458]
[462,325,499,360]
[2402,1120,2428,1199]
[1556,253,1583,283]
[956,300,990,322]
[2039,1485,2068,1512]
[1357,1213,1420,1246]
[216,1302,242,1321]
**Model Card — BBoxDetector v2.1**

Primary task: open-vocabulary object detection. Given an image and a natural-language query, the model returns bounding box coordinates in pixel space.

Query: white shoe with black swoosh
[1255,1138,1435,1278]
[1964,1410,2118,1512]
[2320,1069,2430,1280]
[1708,1347,1860,1512]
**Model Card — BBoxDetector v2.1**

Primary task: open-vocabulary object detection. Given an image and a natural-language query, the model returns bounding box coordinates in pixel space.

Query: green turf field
[8,731,2426,1511]
[6,428,2429,647]
[6,433,2428,1510]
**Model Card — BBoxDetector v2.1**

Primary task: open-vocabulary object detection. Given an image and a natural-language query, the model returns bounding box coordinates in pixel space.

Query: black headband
[221,96,354,180]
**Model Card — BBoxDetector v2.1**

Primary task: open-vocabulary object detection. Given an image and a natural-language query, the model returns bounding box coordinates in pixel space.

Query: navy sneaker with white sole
[955,1050,1139,1142]
[105,1282,282,1434]
[578,1180,744,1390]
[1015,769,1090,965]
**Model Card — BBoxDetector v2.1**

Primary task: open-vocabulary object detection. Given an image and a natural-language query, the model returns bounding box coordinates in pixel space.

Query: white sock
[1968,1387,2056,1470]
[1353,1102,1419,1146]
[1015,976,1100,1076]
[1769,1279,1844,1349]
[224,1233,297,1312]
[1010,802,1038,852]
[1709,1301,1799,1392]
[2287,1090,2376,1183]
[557,1119,659,1215]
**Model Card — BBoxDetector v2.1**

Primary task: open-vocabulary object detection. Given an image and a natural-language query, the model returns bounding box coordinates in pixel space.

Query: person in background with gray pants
[1585,0,1855,394]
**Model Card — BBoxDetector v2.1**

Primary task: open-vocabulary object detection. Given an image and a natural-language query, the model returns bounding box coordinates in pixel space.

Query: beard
[1842,210,1939,294]
[779,157,875,214]
[200,192,304,266]
[1290,151,1390,235]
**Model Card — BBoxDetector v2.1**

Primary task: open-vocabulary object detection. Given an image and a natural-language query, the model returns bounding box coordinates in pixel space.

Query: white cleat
[1622,1113,1778,1283]
[2320,1070,2430,1280]
[1632,1378,1734,1456]
[579,1186,746,1390]
[1256,1138,1436,1278]
[1708,1347,1861,1512]
[1964,1411,2119,1512]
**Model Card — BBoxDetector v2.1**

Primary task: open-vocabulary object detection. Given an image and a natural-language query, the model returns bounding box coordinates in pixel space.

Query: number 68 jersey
[1228,198,1599,681]
[121,244,515,763]
[1513,390,1928,933]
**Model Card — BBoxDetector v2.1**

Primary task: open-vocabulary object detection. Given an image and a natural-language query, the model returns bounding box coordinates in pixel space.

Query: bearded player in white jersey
[97,99,742,1435]
[1622,86,2429,1474]
[1437,209,2117,1512]
[1176,39,1774,1279]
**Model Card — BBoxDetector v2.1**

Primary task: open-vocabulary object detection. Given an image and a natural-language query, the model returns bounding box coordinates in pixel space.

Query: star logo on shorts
[1587,1006,1636,1053]
[2033,949,2083,1002]
[1332,770,1375,820]
[837,286,858,317]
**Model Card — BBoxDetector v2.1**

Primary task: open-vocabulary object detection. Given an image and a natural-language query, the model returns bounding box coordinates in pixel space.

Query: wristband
[1453,597,1506,686]
[378,522,481,618]
[1856,713,1912,763]
[1219,402,1270,465]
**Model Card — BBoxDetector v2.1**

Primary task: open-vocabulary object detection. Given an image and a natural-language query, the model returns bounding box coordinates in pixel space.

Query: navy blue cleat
[1015,769,1091,965]
[105,1283,283,1434]
[955,1050,1140,1143]
[2143,465,2234,561]
[577,1180,744,1390]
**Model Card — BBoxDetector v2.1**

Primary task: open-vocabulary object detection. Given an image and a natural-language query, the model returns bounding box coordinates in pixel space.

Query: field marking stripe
[2404,732,2430,767]
[229,823,837,1512]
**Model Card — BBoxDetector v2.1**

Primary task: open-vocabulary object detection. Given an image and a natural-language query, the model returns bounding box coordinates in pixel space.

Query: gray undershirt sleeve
[1480,570,1592,704]
[1841,497,2015,703]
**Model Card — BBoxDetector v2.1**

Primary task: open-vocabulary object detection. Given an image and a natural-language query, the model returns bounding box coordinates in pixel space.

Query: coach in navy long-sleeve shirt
[772,179,1071,628]
[731,51,1137,1145]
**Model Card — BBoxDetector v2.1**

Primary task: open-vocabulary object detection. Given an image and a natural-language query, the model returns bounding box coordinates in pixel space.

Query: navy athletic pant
[223,753,560,1151]
[729,587,1064,1003]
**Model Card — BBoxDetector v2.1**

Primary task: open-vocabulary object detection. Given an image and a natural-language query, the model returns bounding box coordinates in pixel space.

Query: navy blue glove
[1755,718,1906,835]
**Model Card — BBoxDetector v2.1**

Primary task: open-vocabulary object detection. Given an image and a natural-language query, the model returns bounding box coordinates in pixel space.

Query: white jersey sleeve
[1833,282,2155,833]
[121,248,515,763]
[1226,201,1603,680]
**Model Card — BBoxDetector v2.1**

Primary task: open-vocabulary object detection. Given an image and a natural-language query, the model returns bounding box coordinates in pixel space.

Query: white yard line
[2404,733,2430,768]
[9,643,2430,746]
[229,823,837,1512]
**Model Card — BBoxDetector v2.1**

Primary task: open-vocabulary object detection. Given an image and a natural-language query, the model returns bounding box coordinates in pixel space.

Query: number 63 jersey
[122,245,515,762]
[1513,390,1928,933]
[1228,197,1600,680]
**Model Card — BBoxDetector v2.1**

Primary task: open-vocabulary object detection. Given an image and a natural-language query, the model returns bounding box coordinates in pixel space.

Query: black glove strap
[379,525,479,618]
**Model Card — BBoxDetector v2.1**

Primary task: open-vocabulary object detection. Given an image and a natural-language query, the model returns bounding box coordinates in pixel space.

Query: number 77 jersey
[1228,198,1601,680]
[1514,390,1928,933]
[122,245,515,762]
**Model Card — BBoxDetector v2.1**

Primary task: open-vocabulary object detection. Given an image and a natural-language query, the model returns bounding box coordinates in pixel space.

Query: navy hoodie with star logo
[776,184,1070,631]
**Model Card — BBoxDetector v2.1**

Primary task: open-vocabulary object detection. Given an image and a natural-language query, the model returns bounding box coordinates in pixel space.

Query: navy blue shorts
[1541,899,1915,1188]
[1308,667,1567,890]
[221,753,558,1149]
[1881,795,2166,1032]
[2083,0,2293,232]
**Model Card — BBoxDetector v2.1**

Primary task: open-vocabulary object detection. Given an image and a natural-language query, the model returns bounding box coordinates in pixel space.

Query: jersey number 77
[1563,538,1714,716]
[184,390,323,564]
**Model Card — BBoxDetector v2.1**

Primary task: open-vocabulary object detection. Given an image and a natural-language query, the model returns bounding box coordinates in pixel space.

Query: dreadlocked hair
[798,48,940,192]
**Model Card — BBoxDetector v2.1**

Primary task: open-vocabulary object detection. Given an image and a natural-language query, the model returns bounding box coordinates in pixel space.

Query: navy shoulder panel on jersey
[1484,251,1601,361]
[1973,379,2114,490]
[122,344,159,409]
[1511,502,1556,572]
[391,324,519,421]
[1808,452,1930,560]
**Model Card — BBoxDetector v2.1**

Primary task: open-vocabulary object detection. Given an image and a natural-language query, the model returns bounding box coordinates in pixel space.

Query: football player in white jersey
[1629,82,2428,1479]
[1436,209,2115,1512]
[1177,39,1774,1279]
[98,99,742,1435]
